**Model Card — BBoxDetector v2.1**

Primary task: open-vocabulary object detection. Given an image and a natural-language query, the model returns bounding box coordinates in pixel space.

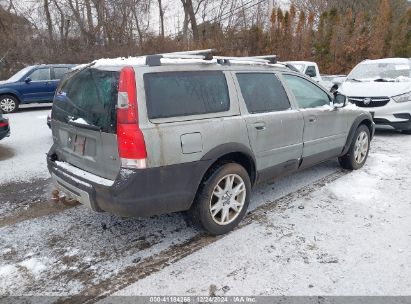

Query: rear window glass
[52,68,119,133]
[237,73,290,113]
[54,67,70,80]
[144,71,230,119]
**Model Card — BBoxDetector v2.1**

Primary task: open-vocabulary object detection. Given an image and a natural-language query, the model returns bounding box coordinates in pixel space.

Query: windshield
[348,61,411,81]
[52,68,120,133]
[7,66,33,82]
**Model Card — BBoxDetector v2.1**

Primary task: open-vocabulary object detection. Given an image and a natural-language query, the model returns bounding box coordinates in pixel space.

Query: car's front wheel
[0,95,19,113]
[190,162,251,235]
[339,125,370,170]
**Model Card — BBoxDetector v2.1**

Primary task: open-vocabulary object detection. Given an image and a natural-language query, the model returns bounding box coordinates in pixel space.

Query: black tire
[189,162,251,235]
[338,124,370,170]
[0,95,19,113]
[402,129,411,135]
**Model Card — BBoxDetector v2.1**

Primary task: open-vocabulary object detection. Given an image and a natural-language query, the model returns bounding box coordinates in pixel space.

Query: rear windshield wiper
[68,118,101,131]
[348,78,363,82]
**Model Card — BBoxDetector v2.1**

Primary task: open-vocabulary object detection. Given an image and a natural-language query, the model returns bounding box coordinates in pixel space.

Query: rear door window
[53,67,70,80]
[144,71,230,119]
[29,68,51,81]
[52,68,119,133]
[236,73,291,113]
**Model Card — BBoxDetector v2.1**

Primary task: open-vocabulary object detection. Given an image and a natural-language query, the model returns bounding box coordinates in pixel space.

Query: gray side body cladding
[340,113,374,156]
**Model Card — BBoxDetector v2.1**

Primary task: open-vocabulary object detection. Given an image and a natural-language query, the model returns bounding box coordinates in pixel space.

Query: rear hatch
[51,67,121,180]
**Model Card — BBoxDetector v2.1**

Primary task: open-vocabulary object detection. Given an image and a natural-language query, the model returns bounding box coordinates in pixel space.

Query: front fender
[0,87,23,102]
[341,113,374,156]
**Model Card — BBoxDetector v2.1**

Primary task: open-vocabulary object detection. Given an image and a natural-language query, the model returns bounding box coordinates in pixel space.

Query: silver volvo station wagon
[47,52,375,235]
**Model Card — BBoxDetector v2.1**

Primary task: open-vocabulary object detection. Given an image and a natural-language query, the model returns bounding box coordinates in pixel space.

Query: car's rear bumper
[47,154,211,217]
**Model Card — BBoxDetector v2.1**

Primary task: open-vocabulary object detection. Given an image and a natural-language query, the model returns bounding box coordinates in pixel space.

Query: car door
[20,67,53,102]
[281,73,348,168]
[234,72,304,182]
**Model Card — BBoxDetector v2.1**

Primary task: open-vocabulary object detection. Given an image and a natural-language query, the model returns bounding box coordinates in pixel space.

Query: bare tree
[43,0,53,41]
[157,0,165,37]
[180,0,202,42]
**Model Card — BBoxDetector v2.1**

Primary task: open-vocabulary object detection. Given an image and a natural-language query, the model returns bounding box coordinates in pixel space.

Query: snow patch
[19,258,47,277]
[0,109,53,184]
[68,117,89,126]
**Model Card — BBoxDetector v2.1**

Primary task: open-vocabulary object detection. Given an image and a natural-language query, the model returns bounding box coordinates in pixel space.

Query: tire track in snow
[0,178,76,228]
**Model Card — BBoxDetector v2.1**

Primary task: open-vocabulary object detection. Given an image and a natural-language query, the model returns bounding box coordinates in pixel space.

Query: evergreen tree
[295,11,306,58]
[302,11,315,59]
[370,0,392,59]
[390,8,411,57]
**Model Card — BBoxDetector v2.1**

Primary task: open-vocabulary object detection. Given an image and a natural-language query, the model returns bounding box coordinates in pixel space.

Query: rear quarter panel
[135,66,250,168]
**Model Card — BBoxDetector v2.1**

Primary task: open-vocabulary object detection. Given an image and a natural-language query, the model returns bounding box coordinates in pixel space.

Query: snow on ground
[1,107,410,298]
[0,108,342,296]
[0,106,52,184]
[113,130,411,297]
[0,159,339,296]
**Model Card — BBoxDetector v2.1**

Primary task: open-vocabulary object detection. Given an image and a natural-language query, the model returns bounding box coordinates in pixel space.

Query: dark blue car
[0,64,75,113]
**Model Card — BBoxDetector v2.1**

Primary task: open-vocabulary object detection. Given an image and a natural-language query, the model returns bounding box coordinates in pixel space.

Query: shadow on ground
[374,129,410,138]
[0,145,15,161]
[16,105,52,113]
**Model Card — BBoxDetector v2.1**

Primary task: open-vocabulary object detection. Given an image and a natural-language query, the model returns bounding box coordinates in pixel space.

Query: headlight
[392,91,411,103]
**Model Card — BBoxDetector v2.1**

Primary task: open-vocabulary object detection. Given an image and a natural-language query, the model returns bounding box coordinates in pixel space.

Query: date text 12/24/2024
[149,296,257,303]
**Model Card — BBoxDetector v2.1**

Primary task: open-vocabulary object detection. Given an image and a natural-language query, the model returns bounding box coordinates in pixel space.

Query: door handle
[308,116,317,123]
[252,122,266,131]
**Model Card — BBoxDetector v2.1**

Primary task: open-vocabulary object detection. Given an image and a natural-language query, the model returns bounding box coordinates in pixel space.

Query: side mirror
[25,77,32,83]
[330,83,339,94]
[333,93,347,108]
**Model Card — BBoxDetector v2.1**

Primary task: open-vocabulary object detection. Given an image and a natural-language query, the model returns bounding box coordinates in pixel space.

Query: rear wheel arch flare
[188,144,256,210]
[199,150,256,189]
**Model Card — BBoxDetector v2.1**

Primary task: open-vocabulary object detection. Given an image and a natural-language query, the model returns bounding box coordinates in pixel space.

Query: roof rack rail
[163,49,215,60]
[145,49,215,66]
[214,56,271,64]
[248,55,277,64]
[276,62,300,72]
[144,50,296,71]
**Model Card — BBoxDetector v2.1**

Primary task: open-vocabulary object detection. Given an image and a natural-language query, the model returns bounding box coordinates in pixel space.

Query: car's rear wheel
[339,125,370,170]
[0,95,19,113]
[190,162,251,235]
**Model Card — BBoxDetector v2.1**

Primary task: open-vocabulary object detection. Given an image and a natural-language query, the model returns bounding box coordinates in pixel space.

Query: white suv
[340,58,411,134]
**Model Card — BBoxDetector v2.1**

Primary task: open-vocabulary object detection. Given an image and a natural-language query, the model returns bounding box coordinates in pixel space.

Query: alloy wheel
[0,98,16,113]
[209,174,246,225]
[354,131,369,164]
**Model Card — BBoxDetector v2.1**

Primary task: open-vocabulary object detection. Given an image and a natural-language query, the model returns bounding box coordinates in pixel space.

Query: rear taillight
[0,121,8,128]
[117,66,147,169]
